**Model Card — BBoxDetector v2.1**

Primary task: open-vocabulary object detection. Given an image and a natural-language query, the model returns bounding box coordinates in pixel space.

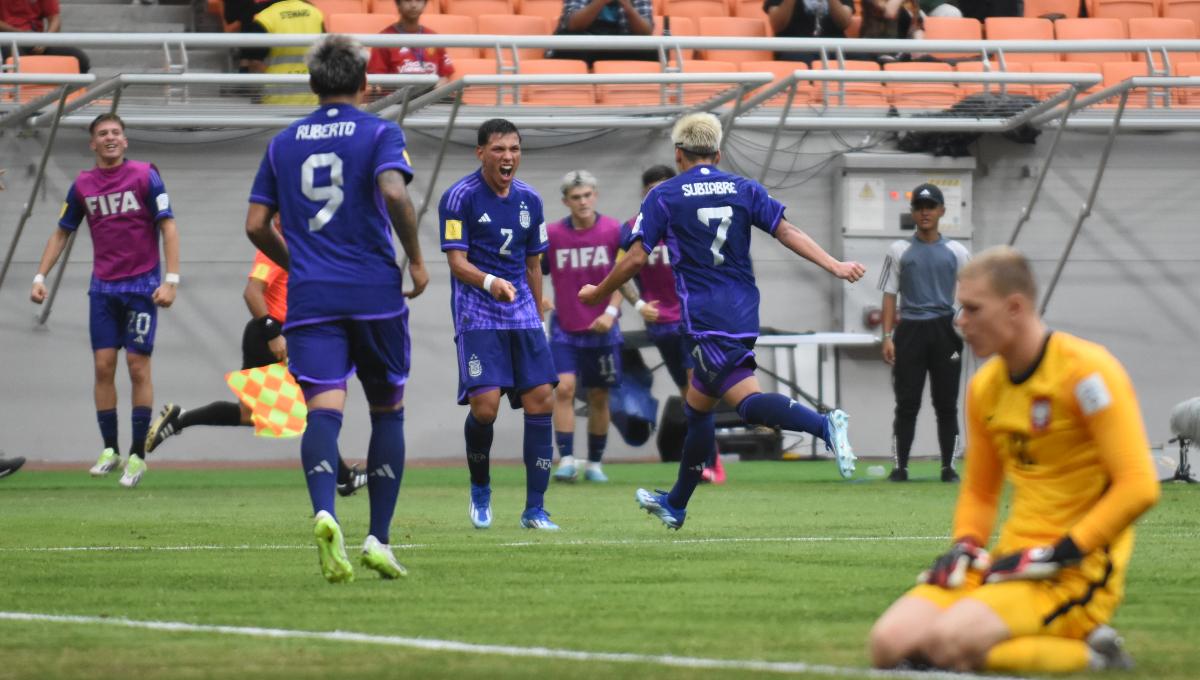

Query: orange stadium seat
[811,60,888,107]
[445,0,513,20]
[326,12,396,33]
[655,15,698,60]
[422,14,483,59]
[1100,60,1157,107]
[369,0,399,14]
[665,0,730,22]
[679,59,737,104]
[698,17,771,63]
[1163,0,1200,36]
[732,0,771,34]
[984,18,1057,63]
[1023,0,1082,18]
[1091,0,1157,33]
[738,60,813,106]
[1054,18,1130,64]
[884,62,959,109]
[920,17,983,61]
[449,57,508,104]
[1128,18,1198,67]
[1029,60,1101,100]
[2,56,80,103]
[1175,60,1200,105]
[518,0,563,29]
[954,61,1033,97]
[311,0,368,16]
[478,14,550,63]
[593,60,665,105]
[519,59,595,104]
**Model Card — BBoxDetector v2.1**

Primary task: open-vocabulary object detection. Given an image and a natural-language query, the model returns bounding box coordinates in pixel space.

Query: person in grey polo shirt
[878,183,970,482]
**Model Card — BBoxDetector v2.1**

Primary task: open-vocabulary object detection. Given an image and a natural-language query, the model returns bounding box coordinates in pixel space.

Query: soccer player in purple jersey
[543,170,625,484]
[246,35,428,582]
[440,118,559,531]
[31,113,180,489]
[582,113,867,530]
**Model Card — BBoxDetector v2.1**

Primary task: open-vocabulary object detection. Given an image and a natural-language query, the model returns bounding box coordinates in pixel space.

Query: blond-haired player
[869,246,1160,673]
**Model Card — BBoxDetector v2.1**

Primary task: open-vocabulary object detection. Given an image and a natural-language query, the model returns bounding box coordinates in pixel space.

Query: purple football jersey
[59,160,172,291]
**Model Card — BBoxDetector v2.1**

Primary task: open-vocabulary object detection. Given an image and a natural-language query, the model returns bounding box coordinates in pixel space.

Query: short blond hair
[671,113,722,156]
[560,169,598,196]
[959,246,1038,301]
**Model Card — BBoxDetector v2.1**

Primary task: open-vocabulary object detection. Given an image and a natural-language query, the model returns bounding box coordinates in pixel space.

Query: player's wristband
[882,331,893,340]
[634,299,647,311]
[32,273,45,285]
[605,305,620,318]
[259,316,282,341]
[482,273,496,293]
[164,272,180,286]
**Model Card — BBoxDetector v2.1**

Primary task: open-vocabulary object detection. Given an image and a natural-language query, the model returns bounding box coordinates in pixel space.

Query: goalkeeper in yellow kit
[869,246,1160,673]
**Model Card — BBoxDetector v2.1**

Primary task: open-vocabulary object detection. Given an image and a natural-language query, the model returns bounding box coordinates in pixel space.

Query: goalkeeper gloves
[985,536,1084,583]
[918,537,991,589]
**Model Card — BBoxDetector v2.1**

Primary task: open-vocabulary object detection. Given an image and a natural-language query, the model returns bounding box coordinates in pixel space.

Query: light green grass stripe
[0,611,1023,680]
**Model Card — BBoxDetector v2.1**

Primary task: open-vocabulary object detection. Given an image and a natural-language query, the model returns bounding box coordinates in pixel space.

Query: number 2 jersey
[628,164,785,338]
[249,103,414,328]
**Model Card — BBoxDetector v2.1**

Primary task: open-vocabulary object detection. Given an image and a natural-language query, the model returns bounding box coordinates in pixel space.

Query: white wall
[1,124,1196,463]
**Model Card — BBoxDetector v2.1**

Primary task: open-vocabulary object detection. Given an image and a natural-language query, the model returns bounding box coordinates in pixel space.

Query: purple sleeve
[146,166,174,223]
[747,180,786,235]
[248,139,278,208]
[526,193,548,256]
[374,122,415,184]
[57,183,85,232]
[438,186,469,252]
[635,191,668,254]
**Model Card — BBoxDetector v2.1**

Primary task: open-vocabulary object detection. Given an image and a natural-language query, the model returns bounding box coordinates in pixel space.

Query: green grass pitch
[0,461,1196,679]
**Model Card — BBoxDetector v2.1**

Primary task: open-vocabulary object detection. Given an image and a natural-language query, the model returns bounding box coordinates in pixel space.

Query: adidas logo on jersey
[479,213,492,223]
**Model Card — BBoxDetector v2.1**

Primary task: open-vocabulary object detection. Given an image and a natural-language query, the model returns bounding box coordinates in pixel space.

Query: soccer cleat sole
[145,404,182,454]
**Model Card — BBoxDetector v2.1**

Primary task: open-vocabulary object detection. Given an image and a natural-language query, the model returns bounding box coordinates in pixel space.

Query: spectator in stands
[0,0,90,73]
[920,0,962,17]
[221,0,276,74]
[852,0,923,62]
[367,0,454,89]
[765,0,855,63]
[241,0,324,104]
[549,0,655,65]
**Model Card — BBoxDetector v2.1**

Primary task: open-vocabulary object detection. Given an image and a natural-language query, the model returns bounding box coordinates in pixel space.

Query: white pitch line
[0,535,948,553]
[0,611,1024,680]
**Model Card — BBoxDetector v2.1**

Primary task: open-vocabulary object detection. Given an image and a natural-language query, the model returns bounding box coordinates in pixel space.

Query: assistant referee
[878,183,970,482]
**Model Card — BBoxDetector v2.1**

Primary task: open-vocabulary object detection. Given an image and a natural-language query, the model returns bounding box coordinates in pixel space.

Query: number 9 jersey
[249,103,415,327]
[628,163,785,338]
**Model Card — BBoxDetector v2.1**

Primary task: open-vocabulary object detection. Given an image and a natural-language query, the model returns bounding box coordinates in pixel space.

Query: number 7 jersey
[629,163,785,337]
[249,103,414,327]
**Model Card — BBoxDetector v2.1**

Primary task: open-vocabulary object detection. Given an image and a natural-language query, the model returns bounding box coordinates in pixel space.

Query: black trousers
[1,45,90,74]
[892,314,963,467]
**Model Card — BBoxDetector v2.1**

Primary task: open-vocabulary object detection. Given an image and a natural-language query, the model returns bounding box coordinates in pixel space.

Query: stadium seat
[519,59,594,104]
[810,60,888,107]
[422,14,483,60]
[445,0,514,21]
[449,57,508,104]
[1054,18,1130,64]
[666,0,730,22]
[1029,60,1101,100]
[518,0,562,29]
[698,17,771,63]
[1100,60,1158,107]
[1175,60,1200,105]
[1023,0,1082,18]
[920,17,983,62]
[369,0,401,14]
[655,15,698,60]
[884,62,959,109]
[732,0,771,34]
[1128,18,1198,67]
[593,60,666,105]
[954,61,1033,97]
[326,12,395,33]
[2,56,80,103]
[479,14,550,64]
[679,59,737,104]
[1091,0,1157,32]
[1162,0,1200,36]
[311,0,369,16]
[738,60,813,107]
[984,18,1057,63]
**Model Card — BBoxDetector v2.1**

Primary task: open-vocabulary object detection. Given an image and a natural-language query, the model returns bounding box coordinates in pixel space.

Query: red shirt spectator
[368,25,454,79]
[0,0,60,32]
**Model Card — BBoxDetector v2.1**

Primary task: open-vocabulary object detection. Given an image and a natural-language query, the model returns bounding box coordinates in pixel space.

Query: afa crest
[519,210,531,229]
[468,353,483,378]
[1031,397,1051,432]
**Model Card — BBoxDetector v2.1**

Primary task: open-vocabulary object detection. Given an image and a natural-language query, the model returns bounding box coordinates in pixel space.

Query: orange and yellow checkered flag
[224,362,307,438]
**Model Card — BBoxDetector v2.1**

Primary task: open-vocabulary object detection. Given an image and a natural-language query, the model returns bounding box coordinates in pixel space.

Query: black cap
[910,183,944,206]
